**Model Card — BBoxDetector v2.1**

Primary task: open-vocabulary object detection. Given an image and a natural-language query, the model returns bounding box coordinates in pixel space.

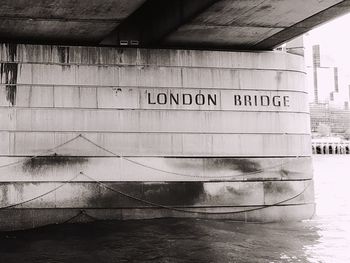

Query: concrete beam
[100,0,218,46]
[253,0,350,49]
[0,0,145,45]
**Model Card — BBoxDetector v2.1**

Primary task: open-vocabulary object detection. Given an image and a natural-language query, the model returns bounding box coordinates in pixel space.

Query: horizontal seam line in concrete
[0,179,314,184]
[0,83,309,93]
[0,43,298,52]
[0,155,312,158]
[0,130,311,135]
[0,16,122,23]
[0,155,311,159]
[185,22,286,29]
[0,203,314,209]
[0,107,311,114]
[0,106,312,113]
[0,60,306,73]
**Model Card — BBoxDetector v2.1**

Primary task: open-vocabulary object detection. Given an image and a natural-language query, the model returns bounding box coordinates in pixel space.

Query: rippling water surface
[1,155,349,263]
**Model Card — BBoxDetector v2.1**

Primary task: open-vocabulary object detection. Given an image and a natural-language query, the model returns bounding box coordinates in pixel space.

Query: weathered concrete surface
[0,181,313,208]
[0,0,145,44]
[0,44,311,157]
[0,1,350,49]
[0,204,315,231]
[0,44,314,230]
[163,0,350,49]
[0,156,312,182]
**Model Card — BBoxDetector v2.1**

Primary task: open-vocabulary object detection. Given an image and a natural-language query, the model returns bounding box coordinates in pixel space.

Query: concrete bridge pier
[0,44,315,230]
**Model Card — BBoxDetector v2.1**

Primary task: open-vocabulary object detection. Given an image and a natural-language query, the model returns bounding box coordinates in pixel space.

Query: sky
[303,12,350,102]
[304,12,350,69]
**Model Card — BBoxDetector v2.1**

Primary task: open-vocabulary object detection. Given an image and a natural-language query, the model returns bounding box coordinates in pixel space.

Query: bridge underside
[1,0,350,50]
[1,0,345,229]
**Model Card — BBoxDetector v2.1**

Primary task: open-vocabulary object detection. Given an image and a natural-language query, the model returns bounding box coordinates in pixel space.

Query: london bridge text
[146,92,290,107]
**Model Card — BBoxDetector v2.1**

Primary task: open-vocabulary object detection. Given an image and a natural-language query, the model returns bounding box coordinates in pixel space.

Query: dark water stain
[143,182,204,206]
[6,44,17,61]
[263,181,292,194]
[275,71,282,83]
[226,186,246,196]
[280,168,289,176]
[167,158,261,174]
[22,154,88,173]
[117,49,124,63]
[140,49,152,65]
[86,182,124,208]
[57,46,70,64]
[88,48,98,64]
[0,44,18,106]
[207,158,261,173]
[1,63,18,106]
[0,186,9,205]
[87,182,205,208]
[259,4,273,10]
[12,184,25,201]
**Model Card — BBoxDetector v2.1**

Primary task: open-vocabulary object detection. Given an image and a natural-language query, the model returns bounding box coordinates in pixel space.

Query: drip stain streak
[0,44,18,106]
[57,46,70,64]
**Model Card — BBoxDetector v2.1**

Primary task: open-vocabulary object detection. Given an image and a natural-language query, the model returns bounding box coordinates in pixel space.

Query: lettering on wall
[146,91,290,108]
[233,95,290,107]
[147,92,217,106]
[108,87,304,111]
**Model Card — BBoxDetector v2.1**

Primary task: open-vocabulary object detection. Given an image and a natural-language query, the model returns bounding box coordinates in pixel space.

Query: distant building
[312,44,340,104]
[309,103,350,134]
[308,44,350,136]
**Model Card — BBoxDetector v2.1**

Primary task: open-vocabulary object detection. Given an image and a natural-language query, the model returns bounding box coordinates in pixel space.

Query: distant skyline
[305,12,350,69]
[304,12,350,103]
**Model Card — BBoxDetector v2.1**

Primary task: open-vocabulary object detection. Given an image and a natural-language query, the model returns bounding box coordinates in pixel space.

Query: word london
[147,92,290,107]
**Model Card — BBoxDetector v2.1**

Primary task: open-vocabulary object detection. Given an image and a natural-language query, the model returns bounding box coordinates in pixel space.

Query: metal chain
[0,172,81,210]
[0,169,312,217]
[79,135,298,179]
[0,133,298,180]
[0,134,82,170]
[81,171,312,215]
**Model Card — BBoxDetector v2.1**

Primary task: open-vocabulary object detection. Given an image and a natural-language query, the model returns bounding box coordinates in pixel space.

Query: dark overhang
[0,0,349,50]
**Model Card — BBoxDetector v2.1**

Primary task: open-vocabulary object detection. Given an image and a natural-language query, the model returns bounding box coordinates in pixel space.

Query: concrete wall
[0,44,314,230]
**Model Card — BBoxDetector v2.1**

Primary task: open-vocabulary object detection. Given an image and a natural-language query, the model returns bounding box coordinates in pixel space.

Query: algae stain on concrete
[57,46,70,64]
[263,181,292,194]
[207,158,261,173]
[86,182,205,208]
[57,46,71,71]
[22,154,88,173]
[166,158,261,173]
[1,44,18,106]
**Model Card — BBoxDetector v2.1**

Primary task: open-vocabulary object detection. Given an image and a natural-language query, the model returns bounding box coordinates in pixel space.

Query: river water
[0,155,349,263]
